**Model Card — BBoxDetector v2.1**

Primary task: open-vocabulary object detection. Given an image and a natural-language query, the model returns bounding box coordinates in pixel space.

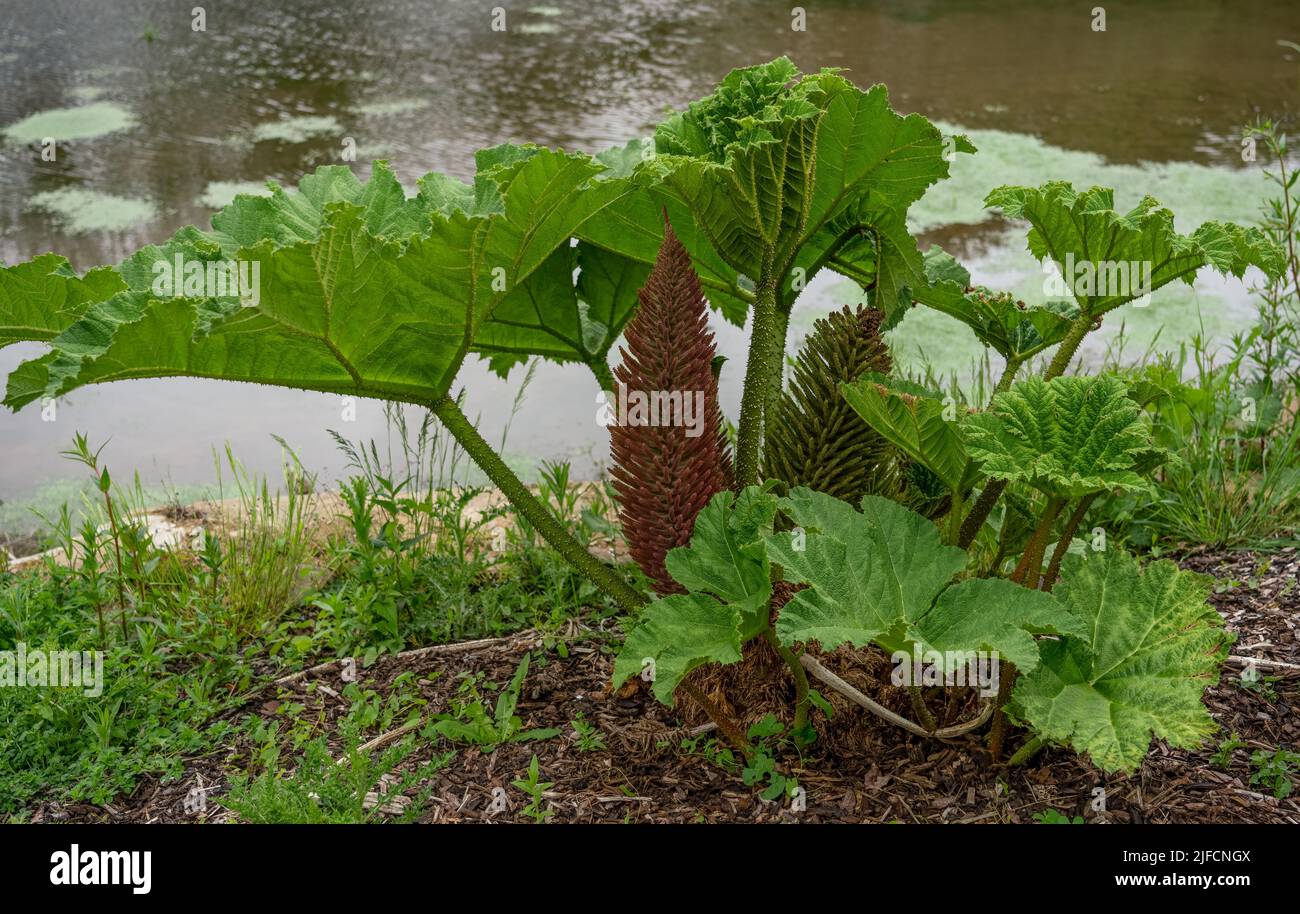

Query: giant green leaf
[4,148,633,410]
[658,69,957,293]
[912,246,1076,361]
[611,487,777,703]
[9,207,463,407]
[163,151,640,381]
[985,182,1284,318]
[1011,548,1233,773]
[579,59,967,327]
[0,255,126,348]
[611,594,744,704]
[961,374,1157,499]
[767,490,1078,674]
[768,491,966,653]
[3,161,434,357]
[840,373,974,494]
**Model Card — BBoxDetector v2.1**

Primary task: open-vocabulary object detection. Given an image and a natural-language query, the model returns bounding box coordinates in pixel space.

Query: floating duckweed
[2,102,136,144]
[917,121,1270,231]
[354,99,430,118]
[199,180,272,209]
[251,114,342,144]
[27,187,156,233]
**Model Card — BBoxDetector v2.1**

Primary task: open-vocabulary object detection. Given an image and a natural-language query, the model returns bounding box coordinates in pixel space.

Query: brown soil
[25,548,1300,825]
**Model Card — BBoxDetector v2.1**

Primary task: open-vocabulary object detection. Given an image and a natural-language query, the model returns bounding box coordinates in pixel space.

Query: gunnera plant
[1,58,1282,777]
[763,305,895,505]
[608,215,733,595]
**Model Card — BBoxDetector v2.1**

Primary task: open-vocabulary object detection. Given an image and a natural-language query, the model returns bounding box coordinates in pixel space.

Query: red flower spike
[609,215,734,595]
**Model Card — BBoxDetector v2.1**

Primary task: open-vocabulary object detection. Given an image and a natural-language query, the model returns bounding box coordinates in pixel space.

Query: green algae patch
[27,187,156,234]
[355,99,430,118]
[916,122,1272,232]
[199,180,272,209]
[2,102,136,144]
[251,115,342,144]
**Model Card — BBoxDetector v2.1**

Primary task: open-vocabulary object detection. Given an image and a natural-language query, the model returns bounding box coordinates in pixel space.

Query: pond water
[1,0,1297,521]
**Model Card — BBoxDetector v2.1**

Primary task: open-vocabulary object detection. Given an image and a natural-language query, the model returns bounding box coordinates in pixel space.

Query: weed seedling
[1034,809,1085,824]
[1210,733,1246,768]
[1249,748,1300,799]
[427,654,559,749]
[740,714,799,803]
[570,713,607,752]
[512,755,554,823]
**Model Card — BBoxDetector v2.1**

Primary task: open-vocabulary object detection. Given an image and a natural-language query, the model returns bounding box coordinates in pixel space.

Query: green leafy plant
[1236,665,1281,702]
[569,713,607,752]
[962,374,1163,591]
[512,755,555,823]
[58,433,130,643]
[984,182,1281,378]
[1210,732,1246,768]
[610,180,1264,775]
[427,654,560,749]
[741,714,800,802]
[0,58,1282,787]
[1008,548,1233,772]
[610,486,803,748]
[578,58,972,485]
[677,733,738,771]
[225,705,453,824]
[1249,747,1300,799]
[1033,809,1084,825]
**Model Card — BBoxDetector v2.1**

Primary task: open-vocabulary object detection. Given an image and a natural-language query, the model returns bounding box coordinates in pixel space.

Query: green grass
[0,568,249,811]
[0,409,615,817]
